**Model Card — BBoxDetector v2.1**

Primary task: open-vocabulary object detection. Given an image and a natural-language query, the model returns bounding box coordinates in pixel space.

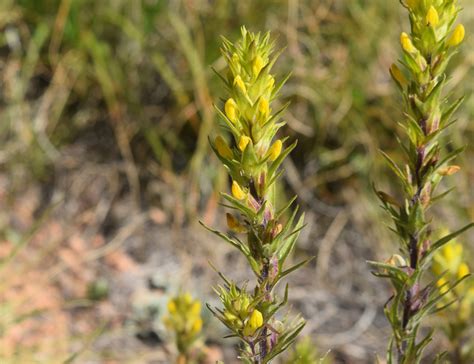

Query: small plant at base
[163,293,203,364]
[203,26,307,363]
[285,337,332,364]
[432,232,474,363]
[369,0,473,363]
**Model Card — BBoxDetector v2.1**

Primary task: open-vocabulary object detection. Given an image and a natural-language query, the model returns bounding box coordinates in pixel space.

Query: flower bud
[191,318,203,334]
[183,293,193,304]
[266,75,275,90]
[438,165,460,176]
[387,254,407,267]
[238,135,251,151]
[215,135,233,159]
[225,98,238,123]
[234,75,246,93]
[400,32,416,53]
[426,6,439,27]
[167,300,177,314]
[258,97,270,119]
[443,243,462,265]
[268,140,282,161]
[243,309,263,336]
[448,24,465,47]
[437,277,449,294]
[252,55,265,76]
[231,181,246,200]
[390,64,408,88]
[190,301,201,316]
[231,53,241,73]
[226,213,246,233]
[458,262,470,279]
[224,311,239,322]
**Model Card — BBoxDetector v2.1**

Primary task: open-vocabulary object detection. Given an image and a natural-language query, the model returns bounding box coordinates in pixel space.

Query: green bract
[203,27,306,363]
[370,1,472,363]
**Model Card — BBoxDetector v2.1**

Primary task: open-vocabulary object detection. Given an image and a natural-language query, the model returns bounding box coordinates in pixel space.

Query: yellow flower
[226,213,246,233]
[266,75,275,91]
[437,277,449,294]
[390,64,408,88]
[243,309,263,336]
[191,318,203,334]
[252,55,265,76]
[215,135,233,159]
[190,301,201,316]
[458,262,470,279]
[167,300,177,314]
[426,6,439,27]
[448,24,465,47]
[238,135,251,151]
[268,140,282,161]
[225,98,238,123]
[183,293,193,304]
[231,181,246,200]
[258,97,270,119]
[400,32,416,53]
[234,75,247,93]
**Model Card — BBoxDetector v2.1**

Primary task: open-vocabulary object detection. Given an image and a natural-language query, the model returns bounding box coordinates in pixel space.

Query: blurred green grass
[1,0,472,212]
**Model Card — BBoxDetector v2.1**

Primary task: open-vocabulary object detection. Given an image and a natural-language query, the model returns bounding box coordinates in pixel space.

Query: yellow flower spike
[167,300,177,314]
[258,97,270,119]
[426,6,439,27]
[448,24,465,47]
[191,318,203,334]
[215,135,233,159]
[238,135,251,151]
[243,309,263,336]
[225,98,238,123]
[252,55,265,76]
[231,181,246,200]
[458,262,470,279]
[390,64,408,88]
[400,32,417,53]
[268,140,282,161]
[233,75,247,93]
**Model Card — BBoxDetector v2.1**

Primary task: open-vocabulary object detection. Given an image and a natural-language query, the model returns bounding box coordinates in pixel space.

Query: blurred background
[0,0,473,363]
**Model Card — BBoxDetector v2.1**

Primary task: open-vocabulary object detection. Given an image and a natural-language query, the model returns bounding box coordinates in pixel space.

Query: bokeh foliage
[1,0,472,214]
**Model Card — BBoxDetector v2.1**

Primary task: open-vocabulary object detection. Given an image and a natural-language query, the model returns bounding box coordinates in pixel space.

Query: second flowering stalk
[203,27,306,363]
[371,1,472,363]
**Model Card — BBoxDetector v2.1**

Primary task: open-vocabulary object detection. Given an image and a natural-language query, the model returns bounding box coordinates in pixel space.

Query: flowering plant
[370,0,472,362]
[432,233,474,363]
[164,293,203,363]
[203,27,306,363]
